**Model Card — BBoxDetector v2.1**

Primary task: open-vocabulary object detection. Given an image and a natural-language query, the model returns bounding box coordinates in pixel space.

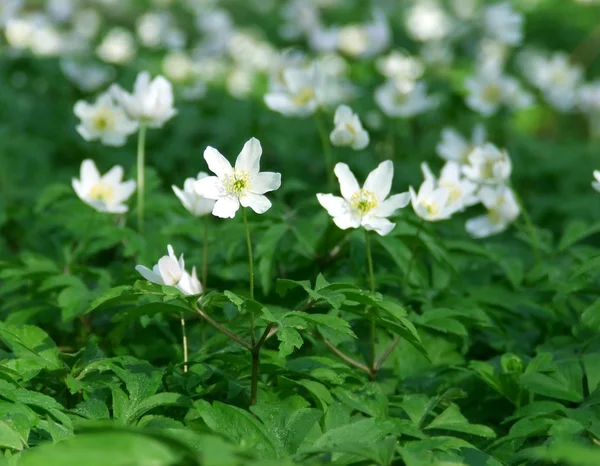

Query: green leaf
[126,393,191,425]
[84,285,134,315]
[559,220,600,251]
[0,323,62,371]
[17,429,183,466]
[277,327,303,358]
[528,438,600,466]
[425,405,496,438]
[519,372,583,403]
[0,420,25,451]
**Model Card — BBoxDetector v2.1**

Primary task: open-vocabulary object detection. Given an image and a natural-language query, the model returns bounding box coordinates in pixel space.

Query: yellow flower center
[224,170,251,197]
[461,145,475,163]
[345,123,357,135]
[440,182,462,205]
[421,199,440,217]
[350,189,378,216]
[92,109,115,132]
[488,197,506,224]
[89,183,115,203]
[292,87,315,106]
[483,83,502,103]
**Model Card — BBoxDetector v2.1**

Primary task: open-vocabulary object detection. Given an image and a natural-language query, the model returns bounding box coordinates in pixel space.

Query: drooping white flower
[375,80,438,118]
[521,51,582,112]
[110,71,177,128]
[592,170,600,193]
[263,64,322,117]
[421,161,479,213]
[466,185,520,238]
[462,143,512,185]
[316,161,410,236]
[482,2,523,46]
[465,70,532,116]
[73,92,139,147]
[172,172,216,217]
[135,245,203,296]
[72,159,136,214]
[377,50,424,84]
[409,179,453,222]
[330,105,369,150]
[194,138,281,219]
[436,124,487,164]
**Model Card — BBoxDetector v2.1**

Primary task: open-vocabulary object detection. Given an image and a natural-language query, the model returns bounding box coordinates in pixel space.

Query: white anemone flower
[466,185,520,238]
[409,179,453,222]
[330,105,369,150]
[194,137,281,219]
[316,161,410,236]
[135,245,203,295]
[465,70,531,116]
[592,170,600,193]
[264,64,323,117]
[96,27,136,65]
[436,124,487,164]
[72,159,136,214]
[172,172,216,217]
[110,71,177,128]
[482,2,523,46]
[375,80,438,118]
[421,161,479,213]
[74,92,139,147]
[462,143,512,185]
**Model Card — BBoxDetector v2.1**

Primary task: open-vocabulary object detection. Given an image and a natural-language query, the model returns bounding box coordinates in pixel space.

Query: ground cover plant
[2,0,600,464]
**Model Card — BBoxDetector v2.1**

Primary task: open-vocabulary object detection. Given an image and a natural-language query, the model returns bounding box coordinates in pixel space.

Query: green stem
[314,112,334,190]
[242,208,255,344]
[513,188,540,264]
[180,313,188,373]
[403,218,425,287]
[202,216,209,288]
[364,229,377,371]
[136,125,147,232]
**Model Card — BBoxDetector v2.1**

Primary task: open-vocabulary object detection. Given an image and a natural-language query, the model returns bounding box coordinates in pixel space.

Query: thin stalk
[374,336,400,372]
[242,208,255,345]
[314,112,334,190]
[403,218,425,286]
[202,216,209,288]
[513,189,540,264]
[180,313,188,373]
[249,323,275,406]
[136,124,147,232]
[194,303,251,350]
[321,337,371,376]
[364,229,377,371]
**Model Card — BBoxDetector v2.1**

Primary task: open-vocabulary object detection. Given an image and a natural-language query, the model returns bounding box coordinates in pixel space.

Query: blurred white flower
[279,0,320,40]
[226,66,256,99]
[592,170,600,192]
[462,143,512,185]
[73,8,101,39]
[419,41,454,67]
[330,105,369,150]
[162,51,195,82]
[377,50,424,84]
[72,159,136,213]
[375,80,438,117]
[0,0,22,28]
[172,172,216,217]
[405,0,453,42]
[29,24,62,56]
[111,71,177,128]
[482,2,523,46]
[47,0,74,22]
[136,12,165,48]
[465,70,532,116]
[194,138,282,218]
[97,27,136,64]
[74,92,139,146]
[61,59,115,92]
[317,161,410,236]
[338,9,390,58]
[136,245,203,295]
[421,161,478,213]
[522,51,582,111]
[409,179,453,222]
[5,14,62,55]
[466,185,520,238]
[436,124,487,164]
[578,82,600,114]
[264,64,322,117]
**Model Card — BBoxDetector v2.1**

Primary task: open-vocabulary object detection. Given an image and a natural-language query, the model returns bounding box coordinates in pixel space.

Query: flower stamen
[350,189,378,216]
